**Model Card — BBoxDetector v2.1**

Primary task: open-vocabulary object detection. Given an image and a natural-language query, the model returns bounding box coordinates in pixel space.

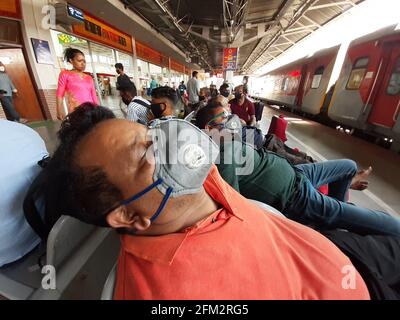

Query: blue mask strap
[150,187,173,222]
[121,178,163,206]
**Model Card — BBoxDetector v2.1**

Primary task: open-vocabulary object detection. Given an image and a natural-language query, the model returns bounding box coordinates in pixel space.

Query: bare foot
[350,166,372,191]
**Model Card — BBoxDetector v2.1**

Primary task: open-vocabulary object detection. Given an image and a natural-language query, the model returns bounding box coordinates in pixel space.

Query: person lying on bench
[195,104,399,238]
[43,104,369,300]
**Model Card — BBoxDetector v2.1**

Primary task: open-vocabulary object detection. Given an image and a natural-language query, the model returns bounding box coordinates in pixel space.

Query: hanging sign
[223,48,238,71]
[72,11,133,53]
[0,0,21,19]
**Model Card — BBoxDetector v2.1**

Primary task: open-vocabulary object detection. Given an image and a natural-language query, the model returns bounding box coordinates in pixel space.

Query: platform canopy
[121,0,364,74]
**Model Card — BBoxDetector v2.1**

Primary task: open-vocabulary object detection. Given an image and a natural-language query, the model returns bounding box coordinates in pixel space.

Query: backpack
[23,157,78,240]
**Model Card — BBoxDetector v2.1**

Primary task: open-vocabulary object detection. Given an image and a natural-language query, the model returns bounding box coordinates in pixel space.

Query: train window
[346,57,369,90]
[311,66,324,89]
[387,57,400,96]
[281,78,289,91]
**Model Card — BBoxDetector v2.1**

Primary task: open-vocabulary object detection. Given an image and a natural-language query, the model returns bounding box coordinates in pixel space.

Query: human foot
[350,166,372,191]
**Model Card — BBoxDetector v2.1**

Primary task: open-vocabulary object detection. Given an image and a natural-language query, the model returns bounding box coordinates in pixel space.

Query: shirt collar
[121,166,244,265]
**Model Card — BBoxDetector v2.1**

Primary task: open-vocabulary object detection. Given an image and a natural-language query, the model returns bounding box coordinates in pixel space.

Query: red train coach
[327,25,400,147]
[260,46,339,115]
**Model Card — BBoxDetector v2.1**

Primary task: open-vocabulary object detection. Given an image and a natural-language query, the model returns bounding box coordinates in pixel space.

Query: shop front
[136,40,169,96]
[0,0,45,122]
[170,59,186,90]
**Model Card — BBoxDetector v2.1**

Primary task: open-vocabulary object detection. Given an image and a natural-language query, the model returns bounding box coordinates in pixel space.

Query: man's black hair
[151,86,179,105]
[195,103,221,129]
[219,83,229,91]
[118,83,137,97]
[192,71,198,78]
[44,103,122,227]
[115,63,124,70]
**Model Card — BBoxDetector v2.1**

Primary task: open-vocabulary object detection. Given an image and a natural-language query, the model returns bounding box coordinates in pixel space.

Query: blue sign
[67,4,84,21]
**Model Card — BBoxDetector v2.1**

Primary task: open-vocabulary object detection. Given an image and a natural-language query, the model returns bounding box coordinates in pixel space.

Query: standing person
[178,81,186,96]
[229,85,256,126]
[148,75,158,96]
[115,63,133,90]
[187,71,201,110]
[56,48,99,120]
[0,62,26,123]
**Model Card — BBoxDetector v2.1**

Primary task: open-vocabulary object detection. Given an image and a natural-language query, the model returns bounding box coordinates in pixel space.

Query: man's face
[120,90,131,106]
[116,68,121,75]
[75,119,159,220]
[206,107,229,129]
[235,87,244,96]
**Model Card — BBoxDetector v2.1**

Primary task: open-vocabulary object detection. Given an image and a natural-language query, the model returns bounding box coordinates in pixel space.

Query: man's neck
[147,190,220,235]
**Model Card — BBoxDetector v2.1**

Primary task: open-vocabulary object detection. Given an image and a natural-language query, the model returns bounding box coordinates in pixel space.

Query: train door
[0,48,44,121]
[368,45,400,128]
[296,64,308,108]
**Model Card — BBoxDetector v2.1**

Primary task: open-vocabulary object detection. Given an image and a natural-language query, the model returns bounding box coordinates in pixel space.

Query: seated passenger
[44,105,370,300]
[150,86,179,119]
[229,85,256,126]
[195,105,400,237]
[206,100,313,164]
[198,87,211,109]
[119,83,151,125]
[0,120,48,267]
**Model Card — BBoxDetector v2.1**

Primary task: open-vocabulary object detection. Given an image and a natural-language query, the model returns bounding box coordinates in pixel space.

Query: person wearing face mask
[150,86,179,119]
[0,62,27,123]
[229,85,257,126]
[195,104,400,240]
[198,87,211,109]
[118,83,151,125]
[219,83,231,99]
[39,104,370,300]
[115,63,134,90]
[56,48,99,120]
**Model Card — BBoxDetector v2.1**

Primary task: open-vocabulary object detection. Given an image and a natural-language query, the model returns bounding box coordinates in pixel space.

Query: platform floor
[260,106,400,217]
[30,105,400,218]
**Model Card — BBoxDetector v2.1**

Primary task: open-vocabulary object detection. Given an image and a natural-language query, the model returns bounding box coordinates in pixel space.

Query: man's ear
[106,206,151,231]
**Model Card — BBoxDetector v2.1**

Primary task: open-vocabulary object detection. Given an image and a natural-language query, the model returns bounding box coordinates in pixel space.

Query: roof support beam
[308,1,356,10]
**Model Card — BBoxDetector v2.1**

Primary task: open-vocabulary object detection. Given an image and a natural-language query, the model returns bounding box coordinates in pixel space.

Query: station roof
[121,0,364,74]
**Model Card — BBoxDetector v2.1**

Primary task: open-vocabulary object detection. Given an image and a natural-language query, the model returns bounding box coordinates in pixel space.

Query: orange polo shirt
[114,166,370,300]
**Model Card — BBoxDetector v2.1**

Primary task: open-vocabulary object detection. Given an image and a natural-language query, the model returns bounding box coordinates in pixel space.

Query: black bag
[254,101,264,122]
[263,133,314,165]
[23,157,77,240]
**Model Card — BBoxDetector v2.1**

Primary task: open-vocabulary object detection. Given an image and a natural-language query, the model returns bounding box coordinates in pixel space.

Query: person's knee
[342,159,357,174]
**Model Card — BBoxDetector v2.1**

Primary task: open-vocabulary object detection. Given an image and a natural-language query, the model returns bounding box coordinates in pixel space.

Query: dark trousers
[323,230,400,299]
[0,96,20,121]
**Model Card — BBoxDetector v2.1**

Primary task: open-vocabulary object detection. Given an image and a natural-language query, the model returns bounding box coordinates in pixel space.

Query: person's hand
[56,109,65,121]
[240,119,247,126]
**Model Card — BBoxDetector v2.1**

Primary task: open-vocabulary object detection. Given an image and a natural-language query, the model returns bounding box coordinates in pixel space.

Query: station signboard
[0,0,21,19]
[72,10,133,53]
[223,48,238,71]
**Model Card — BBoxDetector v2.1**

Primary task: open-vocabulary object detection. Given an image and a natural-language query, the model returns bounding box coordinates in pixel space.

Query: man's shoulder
[133,96,151,105]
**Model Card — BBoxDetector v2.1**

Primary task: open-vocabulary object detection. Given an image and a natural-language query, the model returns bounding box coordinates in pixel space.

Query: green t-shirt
[216,140,301,211]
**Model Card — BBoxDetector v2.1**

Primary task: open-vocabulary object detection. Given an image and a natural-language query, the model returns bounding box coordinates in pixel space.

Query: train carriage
[328,25,400,145]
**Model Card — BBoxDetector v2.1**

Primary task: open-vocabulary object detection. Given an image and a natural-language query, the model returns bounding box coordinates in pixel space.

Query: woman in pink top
[56,48,99,120]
